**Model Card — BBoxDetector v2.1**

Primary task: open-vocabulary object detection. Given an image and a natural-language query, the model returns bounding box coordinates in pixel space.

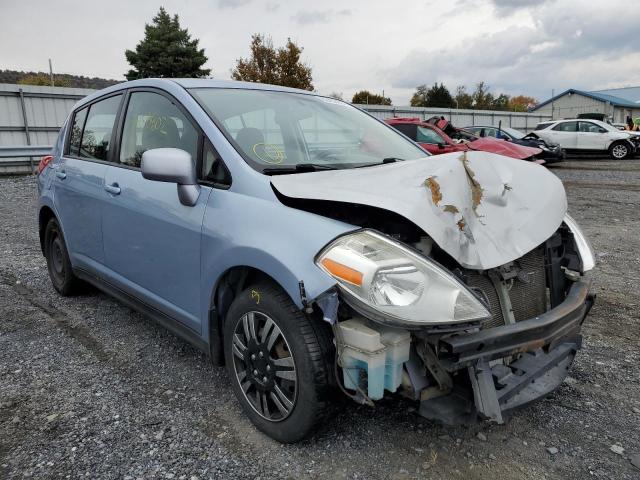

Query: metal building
[531,87,640,123]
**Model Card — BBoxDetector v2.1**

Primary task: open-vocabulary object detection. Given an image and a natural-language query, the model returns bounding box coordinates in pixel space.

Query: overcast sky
[1,0,638,104]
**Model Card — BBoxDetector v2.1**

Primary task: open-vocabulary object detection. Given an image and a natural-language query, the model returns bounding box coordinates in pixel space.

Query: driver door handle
[104,183,121,195]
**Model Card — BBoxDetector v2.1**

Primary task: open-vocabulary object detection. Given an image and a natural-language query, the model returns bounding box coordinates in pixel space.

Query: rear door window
[78,95,123,161]
[119,91,199,168]
[552,121,578,132]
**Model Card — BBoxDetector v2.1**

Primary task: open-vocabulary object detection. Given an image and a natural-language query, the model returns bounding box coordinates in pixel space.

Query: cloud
[387,0,640,99]
[456,0,552,16]
[491,0,551,15]
[265,2,280,12]
[291,9,351,25]
[217,0,252,9]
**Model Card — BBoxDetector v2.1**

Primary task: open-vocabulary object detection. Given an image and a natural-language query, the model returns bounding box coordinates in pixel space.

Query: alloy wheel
[231,311,297,422]
[612,144,628,159]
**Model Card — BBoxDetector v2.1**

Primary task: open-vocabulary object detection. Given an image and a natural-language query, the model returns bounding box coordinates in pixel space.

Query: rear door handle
[55,170,67,180]
[104,183,121,195]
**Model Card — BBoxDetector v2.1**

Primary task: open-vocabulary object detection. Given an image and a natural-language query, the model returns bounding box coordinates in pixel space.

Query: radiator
[464,248,547,328]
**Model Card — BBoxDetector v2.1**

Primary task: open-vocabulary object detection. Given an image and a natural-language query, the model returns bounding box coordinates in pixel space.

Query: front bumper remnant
[420,280,594,424]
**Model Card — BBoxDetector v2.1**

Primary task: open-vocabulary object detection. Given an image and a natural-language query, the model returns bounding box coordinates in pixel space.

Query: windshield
[499,126,525,139]
[190,88,427,173]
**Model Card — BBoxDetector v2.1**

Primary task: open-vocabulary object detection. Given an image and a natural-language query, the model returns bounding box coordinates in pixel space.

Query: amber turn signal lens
[321,258,363,286]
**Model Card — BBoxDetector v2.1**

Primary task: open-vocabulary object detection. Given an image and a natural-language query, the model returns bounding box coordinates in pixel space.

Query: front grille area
[465,248,548,328]
[510,248,547,322]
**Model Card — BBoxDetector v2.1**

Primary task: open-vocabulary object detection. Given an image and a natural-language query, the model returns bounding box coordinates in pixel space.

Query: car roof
[72,78,321,110]
[385,117,426,124]
[172,78,315,95]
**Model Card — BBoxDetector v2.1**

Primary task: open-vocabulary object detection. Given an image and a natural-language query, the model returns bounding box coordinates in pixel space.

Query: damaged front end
[271,151,596,425]
[314,222,594,424]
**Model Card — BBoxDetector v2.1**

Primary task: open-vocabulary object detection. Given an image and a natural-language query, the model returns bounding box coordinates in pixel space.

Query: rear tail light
[37,155,53,175]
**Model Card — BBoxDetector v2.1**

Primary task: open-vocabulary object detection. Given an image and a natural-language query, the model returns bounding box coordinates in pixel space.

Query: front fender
[200,188,356,318]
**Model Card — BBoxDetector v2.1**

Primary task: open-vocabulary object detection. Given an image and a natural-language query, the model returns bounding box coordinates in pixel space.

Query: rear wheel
[609,141,631,159]
[223,281,334,443]
[44,218,83,296]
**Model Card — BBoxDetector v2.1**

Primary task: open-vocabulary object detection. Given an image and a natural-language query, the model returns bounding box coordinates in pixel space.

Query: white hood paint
[271,151,567,270]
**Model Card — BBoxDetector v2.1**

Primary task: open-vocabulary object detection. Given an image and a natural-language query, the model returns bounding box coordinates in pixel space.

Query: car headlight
[316,230,491,327]
[563,214,595,273]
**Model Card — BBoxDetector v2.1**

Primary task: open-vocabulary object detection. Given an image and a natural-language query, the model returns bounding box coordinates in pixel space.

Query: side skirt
[74,268,210,356]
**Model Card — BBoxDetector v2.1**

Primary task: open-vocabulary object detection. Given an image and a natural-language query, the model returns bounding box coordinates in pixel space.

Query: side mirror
[141,148,200,207]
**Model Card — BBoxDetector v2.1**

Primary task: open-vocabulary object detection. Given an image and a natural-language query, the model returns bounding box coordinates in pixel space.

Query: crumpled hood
[469,137,542,159]
[271,151,567,270]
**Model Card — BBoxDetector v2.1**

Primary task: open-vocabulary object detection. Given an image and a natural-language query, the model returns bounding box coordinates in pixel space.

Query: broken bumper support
[420,279,594,424]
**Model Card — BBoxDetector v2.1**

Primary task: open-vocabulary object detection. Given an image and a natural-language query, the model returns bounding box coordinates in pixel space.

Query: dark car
[464,125,565,164]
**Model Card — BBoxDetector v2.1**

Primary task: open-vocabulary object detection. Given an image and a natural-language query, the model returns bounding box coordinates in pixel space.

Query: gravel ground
[1,159,639,479]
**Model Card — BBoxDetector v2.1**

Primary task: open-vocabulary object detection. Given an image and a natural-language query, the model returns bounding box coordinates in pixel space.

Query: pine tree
[411,83,454,108]
[125,7,210,80]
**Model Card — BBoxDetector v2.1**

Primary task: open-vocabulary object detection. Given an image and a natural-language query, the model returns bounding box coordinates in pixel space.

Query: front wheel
[223,282,334,443]
[609,141,631,159]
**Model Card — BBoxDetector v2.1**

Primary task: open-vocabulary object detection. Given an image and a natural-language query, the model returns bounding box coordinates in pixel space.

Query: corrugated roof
[591,86,640,104]
[532,88,640,111]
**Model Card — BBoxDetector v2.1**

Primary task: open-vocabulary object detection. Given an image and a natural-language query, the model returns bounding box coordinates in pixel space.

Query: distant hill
[0,69,120,89]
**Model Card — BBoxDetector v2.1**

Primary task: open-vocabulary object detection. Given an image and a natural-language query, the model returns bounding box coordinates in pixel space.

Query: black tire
[609,141,631,160]
[223,281,334,443]
[44,218,83,296]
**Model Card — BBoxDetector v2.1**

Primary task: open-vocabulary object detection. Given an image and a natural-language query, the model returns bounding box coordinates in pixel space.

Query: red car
[386,117,542,161]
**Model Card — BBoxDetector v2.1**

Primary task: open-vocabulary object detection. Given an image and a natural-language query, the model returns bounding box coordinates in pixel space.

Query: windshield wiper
[353,157,405,168]
[262,163,338,175]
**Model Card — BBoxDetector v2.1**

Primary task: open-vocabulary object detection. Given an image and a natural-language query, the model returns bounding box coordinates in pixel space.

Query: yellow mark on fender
[251,289,261,305]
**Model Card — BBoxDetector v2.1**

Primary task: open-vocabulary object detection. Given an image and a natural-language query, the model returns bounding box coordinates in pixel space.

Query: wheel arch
[207,265,292,366]
[38,206,57,256]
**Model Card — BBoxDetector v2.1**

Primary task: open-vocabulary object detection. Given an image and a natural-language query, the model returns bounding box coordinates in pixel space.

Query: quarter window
[78,95,122,161]
[120,92,199,168]
[202,139,231,187]
[68,107,88,157]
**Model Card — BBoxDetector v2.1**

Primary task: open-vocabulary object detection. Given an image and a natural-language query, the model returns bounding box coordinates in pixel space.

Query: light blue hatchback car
[38,79,595,443]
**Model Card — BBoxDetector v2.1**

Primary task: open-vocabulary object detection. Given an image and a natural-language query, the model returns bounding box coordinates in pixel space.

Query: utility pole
[551,88,555,119]
[48,59,54,87]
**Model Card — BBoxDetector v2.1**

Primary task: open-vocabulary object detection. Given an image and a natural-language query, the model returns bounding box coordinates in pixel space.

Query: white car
[533,119,637,159]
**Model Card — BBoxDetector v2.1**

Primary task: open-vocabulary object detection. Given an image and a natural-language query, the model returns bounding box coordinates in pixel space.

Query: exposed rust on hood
[443,204,459,214]
[425,176,442,205]
[459,152,484,214]
[457,219,466,231]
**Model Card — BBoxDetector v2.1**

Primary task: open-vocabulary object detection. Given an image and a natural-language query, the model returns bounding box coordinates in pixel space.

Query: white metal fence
[359,105,552,132]
[0,83,93,174]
